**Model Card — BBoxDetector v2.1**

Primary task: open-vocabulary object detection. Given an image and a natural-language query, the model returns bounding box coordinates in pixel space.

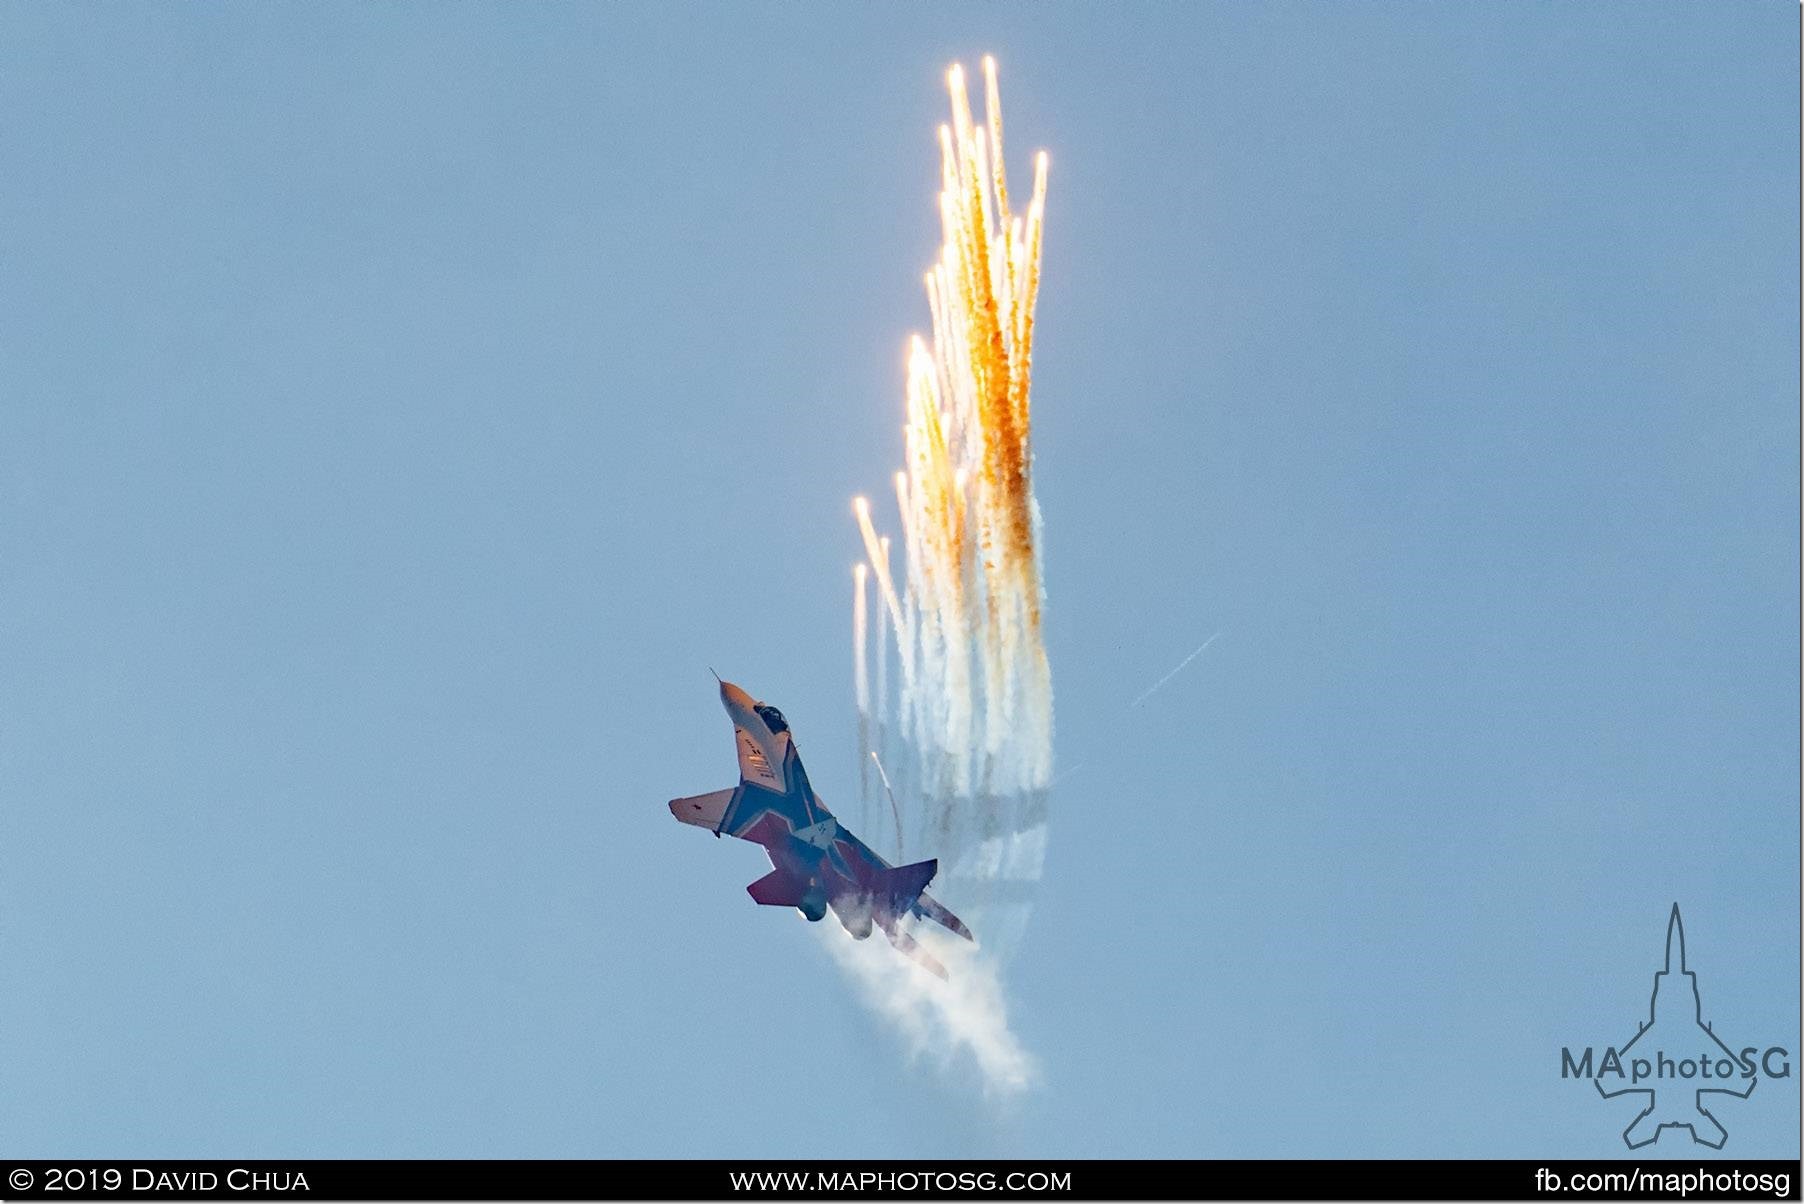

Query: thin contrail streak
[1129,631,1221,709]
[870,751,905,859]
[1052,628,1224,786]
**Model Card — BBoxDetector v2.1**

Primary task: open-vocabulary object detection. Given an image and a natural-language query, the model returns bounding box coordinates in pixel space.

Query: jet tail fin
[876,857,938,909]
[885,924,947,980]
[912,891,974,942]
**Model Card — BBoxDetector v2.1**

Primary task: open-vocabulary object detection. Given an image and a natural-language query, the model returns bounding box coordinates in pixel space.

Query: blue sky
[1,2,1796,1158]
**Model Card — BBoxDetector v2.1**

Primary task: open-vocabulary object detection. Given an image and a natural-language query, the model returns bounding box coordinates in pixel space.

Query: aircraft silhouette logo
[1588,904,1755,1149]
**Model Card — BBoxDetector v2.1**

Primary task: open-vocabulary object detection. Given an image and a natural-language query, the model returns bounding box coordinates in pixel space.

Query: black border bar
[0,1160,1798,1201]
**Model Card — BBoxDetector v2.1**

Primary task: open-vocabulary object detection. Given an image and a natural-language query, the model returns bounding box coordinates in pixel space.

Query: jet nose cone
[719,680,756,712]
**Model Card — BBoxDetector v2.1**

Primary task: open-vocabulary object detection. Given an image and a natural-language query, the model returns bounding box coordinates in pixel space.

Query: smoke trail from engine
[818,918,1034,1096]
[835,57,1054,1094]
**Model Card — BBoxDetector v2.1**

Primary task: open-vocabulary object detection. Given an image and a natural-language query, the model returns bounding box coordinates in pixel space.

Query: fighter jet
[668,678,973,978]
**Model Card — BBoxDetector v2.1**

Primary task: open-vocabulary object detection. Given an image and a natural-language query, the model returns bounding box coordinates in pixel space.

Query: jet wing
[668,789,735,834]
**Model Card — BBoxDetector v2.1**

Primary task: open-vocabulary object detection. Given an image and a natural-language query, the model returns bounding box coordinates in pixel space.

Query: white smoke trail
[871,751,905,860]
[855,564,871,818]
[817,924,1036,1096]
[876,537,891,730]
[854,565,870,714]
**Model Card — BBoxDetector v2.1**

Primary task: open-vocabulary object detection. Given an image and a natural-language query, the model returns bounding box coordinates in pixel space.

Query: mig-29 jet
[668,678,972,978]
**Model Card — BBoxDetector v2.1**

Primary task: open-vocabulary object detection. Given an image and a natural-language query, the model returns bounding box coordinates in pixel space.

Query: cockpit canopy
[753,703,789,734]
